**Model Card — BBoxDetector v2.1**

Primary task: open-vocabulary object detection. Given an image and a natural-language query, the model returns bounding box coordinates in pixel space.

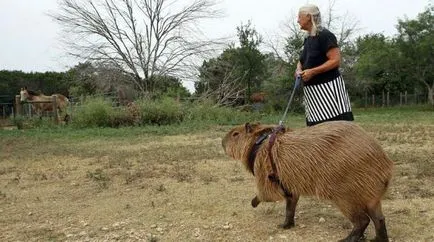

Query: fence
[355,91,429,108]
[68,91,123,107]
[0,95,15,119]
[14,95,60,124]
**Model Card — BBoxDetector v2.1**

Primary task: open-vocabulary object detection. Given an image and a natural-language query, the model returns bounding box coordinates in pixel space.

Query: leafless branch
[51,0,222,94]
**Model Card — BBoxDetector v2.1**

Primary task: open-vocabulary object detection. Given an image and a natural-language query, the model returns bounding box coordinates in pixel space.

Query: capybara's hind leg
[367,201,389,242]
[280,193,299,229]
[339,211,370,242]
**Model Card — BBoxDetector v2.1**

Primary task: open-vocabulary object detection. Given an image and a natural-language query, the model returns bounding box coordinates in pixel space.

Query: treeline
[0,62,191,101]
[1,5,432,108]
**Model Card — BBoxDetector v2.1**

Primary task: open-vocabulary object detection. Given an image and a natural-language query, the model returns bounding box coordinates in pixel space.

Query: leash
[268,75,302,197]
[279,75,302,126]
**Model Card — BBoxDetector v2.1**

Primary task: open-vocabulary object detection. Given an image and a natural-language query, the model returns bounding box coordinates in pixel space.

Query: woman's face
[297,12,311,31]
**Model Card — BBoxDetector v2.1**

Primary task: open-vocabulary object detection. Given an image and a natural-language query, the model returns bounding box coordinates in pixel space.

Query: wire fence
[1,91,431,120]
[353,91,430,108]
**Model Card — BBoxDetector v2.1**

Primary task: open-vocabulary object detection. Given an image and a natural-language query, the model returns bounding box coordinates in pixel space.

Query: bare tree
[199,70,246,107]
[323,0,360,46]
[51,0,222,95]
[197,59,247,106]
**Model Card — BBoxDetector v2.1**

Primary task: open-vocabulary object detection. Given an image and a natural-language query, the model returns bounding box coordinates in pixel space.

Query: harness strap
[267,125,292,197]
[248,132,272,175]
[246,125,292,198]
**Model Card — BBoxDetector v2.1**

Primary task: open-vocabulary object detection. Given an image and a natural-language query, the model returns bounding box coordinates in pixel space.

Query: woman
[296,4,354,126]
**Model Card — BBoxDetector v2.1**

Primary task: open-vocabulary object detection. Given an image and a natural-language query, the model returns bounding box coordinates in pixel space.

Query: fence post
[372,95,375,107]
[400,92,403,106]
[382,91,385,107]
[387,91,390,107]
[364,91,368,109]
[52,95,58,124]
[414,88,418,104]
[15,95,22,115]
[405,91,408,105]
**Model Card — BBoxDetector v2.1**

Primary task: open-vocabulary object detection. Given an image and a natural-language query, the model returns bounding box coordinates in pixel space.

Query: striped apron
[303,75,353,126]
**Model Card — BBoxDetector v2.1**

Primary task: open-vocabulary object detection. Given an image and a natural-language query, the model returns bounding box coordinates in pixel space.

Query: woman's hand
[294,69,302,79]
[300,69,316,82]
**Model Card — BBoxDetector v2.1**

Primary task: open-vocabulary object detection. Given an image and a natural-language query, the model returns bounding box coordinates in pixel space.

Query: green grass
[0,106,432,141]
[353,105,434,125]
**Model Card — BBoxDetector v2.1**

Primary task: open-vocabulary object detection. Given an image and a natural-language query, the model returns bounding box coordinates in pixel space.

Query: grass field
[0,107,433,241]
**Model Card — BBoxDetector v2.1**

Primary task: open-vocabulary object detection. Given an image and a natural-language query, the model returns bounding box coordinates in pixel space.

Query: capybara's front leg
[251,196,261,208]
[280,193,299,229]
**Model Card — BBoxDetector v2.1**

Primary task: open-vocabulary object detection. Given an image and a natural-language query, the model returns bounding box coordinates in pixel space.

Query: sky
[0,0,431,83]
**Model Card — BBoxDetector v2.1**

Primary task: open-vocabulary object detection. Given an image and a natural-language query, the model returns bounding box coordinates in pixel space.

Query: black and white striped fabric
[303,75,352,124]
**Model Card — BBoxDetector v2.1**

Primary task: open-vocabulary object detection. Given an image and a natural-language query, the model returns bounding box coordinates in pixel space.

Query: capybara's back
[274,121,393,210]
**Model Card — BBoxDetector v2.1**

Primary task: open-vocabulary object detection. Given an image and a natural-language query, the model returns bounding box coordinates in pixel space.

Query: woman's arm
[300,47,341,82]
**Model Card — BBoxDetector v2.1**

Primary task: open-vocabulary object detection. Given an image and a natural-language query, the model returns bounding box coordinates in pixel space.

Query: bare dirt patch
[0,123,433,241]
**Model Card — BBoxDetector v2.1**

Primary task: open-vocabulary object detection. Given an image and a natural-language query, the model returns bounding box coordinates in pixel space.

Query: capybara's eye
[232,131,240,137]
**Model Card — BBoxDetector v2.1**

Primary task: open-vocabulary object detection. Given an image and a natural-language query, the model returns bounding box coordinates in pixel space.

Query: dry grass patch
[0,121,433,241]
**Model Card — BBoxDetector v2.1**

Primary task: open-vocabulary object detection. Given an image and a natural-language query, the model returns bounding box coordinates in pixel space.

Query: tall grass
[71,97,116,127]
[1,103,432,140]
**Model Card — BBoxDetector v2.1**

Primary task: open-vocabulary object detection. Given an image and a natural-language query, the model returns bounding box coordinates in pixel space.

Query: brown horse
[19,87,70,123]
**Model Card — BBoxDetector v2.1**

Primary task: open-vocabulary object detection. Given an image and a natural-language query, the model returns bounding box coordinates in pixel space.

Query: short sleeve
[320,30,338,54]
[299,38,307,65]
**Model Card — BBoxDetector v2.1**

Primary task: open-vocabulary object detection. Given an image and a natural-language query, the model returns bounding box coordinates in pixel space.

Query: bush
[109,108,138,128]
[10,115,58,129]
[136,97,184,125]
[72,97,115,127]
[183,100,262,124]
[11,115,25,129]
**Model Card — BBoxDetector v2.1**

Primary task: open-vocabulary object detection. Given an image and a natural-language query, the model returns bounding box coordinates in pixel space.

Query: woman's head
[298,4,322,36]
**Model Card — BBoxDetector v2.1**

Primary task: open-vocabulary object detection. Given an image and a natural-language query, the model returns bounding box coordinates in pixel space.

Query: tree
[195,48,246,106]
[395,6,434,105]
[354,34,406,95]
[66,61,189,101]
[51,0,221,95]
[195,21,266,105]
[235,21,266,103]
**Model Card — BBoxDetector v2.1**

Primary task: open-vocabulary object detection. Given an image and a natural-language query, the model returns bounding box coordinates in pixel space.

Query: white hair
[299,4,323,36]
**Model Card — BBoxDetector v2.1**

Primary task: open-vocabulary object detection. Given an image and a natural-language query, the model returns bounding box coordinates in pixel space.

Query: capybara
[222,121,393,242]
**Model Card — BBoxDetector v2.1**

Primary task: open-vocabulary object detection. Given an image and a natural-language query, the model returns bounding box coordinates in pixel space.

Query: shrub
[183,100,262,124]
[72,97,114,127]
[11,115,25,129]
[136,97,183,125]
[109,108,138,128]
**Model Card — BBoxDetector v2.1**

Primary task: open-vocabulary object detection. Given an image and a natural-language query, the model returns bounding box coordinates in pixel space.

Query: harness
[248,131,272,175]
[247,75,301,198]
[248,125,291,197]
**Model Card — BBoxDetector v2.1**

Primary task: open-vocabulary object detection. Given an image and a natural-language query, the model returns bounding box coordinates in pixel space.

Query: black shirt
[300,28,340,86]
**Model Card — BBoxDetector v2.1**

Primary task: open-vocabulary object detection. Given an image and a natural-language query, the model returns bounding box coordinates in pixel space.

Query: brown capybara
[222,121,393,242]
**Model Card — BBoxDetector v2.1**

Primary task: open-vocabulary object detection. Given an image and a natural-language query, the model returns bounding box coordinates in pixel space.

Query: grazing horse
[19,87,70,123]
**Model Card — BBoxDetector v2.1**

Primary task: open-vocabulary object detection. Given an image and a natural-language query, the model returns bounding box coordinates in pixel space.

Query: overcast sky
[0,0,431,75]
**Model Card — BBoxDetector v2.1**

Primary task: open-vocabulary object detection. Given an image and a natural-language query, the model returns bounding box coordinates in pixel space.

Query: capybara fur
[222,121,393,242]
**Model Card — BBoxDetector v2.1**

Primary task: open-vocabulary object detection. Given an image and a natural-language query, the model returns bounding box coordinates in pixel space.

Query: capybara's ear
[245,123,252,133]
[245,122,260,133]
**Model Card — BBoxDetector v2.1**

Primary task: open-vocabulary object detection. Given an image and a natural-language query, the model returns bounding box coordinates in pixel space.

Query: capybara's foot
[370,237,388,242]
[338,234,366,242]
[251,196,260,208]
[279,221,295,229]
